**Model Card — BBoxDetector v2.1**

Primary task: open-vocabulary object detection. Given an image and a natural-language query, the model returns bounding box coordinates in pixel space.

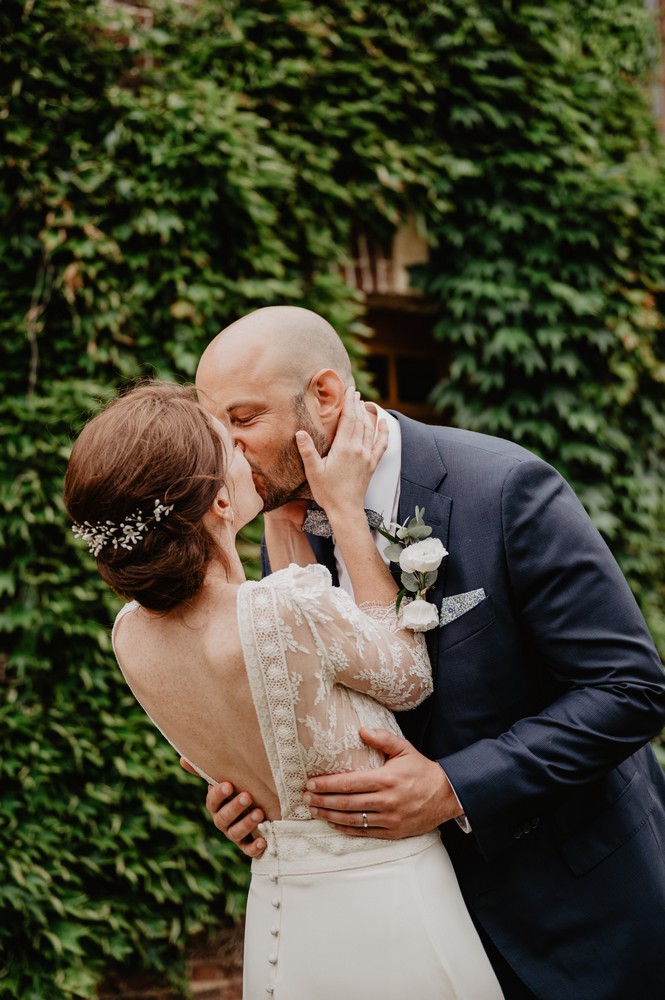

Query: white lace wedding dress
[113,564,503,1000]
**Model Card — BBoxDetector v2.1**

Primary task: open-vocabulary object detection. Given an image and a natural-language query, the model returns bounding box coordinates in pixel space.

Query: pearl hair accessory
[72,498,174,557]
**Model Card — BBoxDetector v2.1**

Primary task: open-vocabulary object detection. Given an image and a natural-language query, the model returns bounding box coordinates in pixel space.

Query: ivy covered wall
[1,1,664,995]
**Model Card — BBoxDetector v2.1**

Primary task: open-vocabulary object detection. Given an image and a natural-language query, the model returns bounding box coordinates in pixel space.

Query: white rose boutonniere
[400,599,440,632]
[377,507,448,632]
[399,537,447,576]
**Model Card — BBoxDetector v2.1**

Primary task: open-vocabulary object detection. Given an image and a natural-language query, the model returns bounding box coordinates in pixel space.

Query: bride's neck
[210,543,246,586]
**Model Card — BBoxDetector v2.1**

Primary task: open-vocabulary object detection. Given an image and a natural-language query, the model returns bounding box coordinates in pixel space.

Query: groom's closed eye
[229,412,262,430]
[229,408,268,426]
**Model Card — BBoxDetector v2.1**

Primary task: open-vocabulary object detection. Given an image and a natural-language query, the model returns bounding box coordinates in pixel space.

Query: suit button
[513,827,523,839]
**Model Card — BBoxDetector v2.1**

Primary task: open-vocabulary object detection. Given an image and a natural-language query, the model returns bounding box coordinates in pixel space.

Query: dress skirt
[243,819,503,1000]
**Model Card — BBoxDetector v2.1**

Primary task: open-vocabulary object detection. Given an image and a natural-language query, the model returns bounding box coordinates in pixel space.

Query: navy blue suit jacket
[301,412,665,999]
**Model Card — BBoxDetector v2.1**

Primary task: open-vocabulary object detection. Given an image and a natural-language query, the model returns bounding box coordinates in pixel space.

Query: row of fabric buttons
[266,846,280,996]
[513,816,540,839]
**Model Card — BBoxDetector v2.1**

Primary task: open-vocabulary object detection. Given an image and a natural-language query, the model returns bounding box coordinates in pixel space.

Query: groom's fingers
[358,726,408,757]
[301,728,457,839]
[179,756,200,777]
[181,759,284,848]
[205,784,267,857]
[302,731,411,806]
[304,769,386,797]
[312,807,391,831]
[303,772,397,819]
[304,789,390,823]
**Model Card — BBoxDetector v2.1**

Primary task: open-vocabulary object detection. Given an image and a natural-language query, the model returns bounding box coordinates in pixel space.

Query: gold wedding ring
[362,811,368,829]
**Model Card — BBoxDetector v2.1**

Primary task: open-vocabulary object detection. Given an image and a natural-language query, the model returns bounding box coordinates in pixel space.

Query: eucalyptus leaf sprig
[377,506,448,631]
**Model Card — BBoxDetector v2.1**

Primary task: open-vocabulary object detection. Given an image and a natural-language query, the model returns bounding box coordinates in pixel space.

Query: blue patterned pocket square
[439,589,487,627]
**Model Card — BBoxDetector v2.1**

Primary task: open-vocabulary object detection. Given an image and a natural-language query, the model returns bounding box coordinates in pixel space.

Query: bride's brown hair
[64,380,230,612]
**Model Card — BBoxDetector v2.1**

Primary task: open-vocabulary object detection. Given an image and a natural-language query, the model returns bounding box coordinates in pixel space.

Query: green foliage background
[1,0,664,995]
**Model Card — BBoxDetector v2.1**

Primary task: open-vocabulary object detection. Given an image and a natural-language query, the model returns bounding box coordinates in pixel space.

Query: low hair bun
[64,381,230,611]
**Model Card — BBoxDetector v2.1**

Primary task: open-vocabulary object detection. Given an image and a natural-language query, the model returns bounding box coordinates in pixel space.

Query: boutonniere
[377,507,448,632]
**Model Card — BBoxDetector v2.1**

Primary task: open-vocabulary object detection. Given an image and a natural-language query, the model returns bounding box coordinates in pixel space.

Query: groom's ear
[307,369,346,431]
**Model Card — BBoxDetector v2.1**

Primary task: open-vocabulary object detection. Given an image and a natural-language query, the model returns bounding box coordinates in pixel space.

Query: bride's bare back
[112,564,433,823]
[113,576,283,818]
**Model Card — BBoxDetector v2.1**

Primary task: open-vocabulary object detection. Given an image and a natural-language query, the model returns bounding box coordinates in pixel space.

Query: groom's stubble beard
[254,392,329,512]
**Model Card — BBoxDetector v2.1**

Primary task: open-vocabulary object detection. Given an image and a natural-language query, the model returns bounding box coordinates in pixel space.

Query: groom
[193,305,665,999]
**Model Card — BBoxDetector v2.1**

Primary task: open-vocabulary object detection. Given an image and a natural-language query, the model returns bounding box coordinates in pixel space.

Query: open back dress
[113,563,503,1000]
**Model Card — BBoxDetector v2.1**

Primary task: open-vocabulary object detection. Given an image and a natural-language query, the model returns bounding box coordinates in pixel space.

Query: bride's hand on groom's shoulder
[296,387,387,518]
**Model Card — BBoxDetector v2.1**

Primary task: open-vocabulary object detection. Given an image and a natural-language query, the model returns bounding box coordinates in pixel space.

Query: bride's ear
[209,488,235,529]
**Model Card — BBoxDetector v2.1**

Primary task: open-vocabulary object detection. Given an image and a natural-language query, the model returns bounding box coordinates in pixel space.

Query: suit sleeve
[440,458,665,860]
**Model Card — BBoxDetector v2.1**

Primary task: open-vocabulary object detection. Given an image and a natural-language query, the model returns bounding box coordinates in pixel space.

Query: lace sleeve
[358,600,406,630]
[329,593,432,710]
[267,565,433,711]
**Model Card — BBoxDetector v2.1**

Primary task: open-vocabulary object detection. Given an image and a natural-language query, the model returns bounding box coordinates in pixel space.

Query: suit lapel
[392,413,452,748]
[394,412,452,600]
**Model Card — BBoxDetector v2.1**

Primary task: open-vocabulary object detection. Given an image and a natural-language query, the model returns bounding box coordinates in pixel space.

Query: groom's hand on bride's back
[179,758,267,857]
[301,730,462,838]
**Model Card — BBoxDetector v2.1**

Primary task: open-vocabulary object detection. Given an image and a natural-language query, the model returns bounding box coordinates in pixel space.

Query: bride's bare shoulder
[114,581,245,678]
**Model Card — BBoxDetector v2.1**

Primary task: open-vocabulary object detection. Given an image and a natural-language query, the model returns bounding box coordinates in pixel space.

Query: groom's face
[227,388,328,511]
[197,349,329,511]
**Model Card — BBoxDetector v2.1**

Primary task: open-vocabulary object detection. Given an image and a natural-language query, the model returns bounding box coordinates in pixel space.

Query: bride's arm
[263,501,317,571]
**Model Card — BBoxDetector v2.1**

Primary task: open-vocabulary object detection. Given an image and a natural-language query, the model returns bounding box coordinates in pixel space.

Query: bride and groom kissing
[67,305,665,999]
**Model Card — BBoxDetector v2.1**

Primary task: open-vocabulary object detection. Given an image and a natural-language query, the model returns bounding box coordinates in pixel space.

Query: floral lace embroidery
[237,564,433,820]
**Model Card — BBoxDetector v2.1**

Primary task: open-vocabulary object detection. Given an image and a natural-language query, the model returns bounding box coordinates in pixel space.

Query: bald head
[196,306,354,404]
[195,306,354,510]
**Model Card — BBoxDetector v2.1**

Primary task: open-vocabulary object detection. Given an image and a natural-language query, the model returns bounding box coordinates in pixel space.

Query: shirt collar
[363,403,401,526]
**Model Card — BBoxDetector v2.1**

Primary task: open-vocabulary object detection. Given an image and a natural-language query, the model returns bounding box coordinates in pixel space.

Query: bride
[64,380,503,1000]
